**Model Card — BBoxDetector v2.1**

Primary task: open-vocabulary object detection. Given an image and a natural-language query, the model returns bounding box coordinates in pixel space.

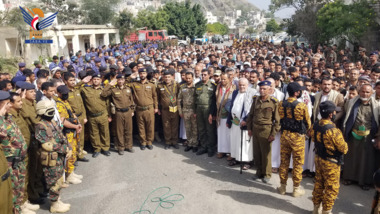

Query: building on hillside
[118,0,162,16]
[206,11,218,24]
[0,25,120,65]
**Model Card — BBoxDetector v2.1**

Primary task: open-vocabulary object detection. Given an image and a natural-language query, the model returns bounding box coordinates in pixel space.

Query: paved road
[36,139,372,214]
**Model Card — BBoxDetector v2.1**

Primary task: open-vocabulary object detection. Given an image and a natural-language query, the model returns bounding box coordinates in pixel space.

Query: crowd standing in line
[0,39,380,214]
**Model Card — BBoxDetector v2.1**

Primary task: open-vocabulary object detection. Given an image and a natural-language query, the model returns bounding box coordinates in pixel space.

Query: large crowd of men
[0,39,380,214]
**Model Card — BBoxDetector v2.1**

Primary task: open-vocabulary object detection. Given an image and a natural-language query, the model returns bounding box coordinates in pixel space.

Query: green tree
[317,0,379,46]
[113,9,135,40]
[163,1,206,39]
[206,22,229,35]
[266,18,281,33]
[40,0,83,24]
[81,0,120,24]
[134,10,152,29]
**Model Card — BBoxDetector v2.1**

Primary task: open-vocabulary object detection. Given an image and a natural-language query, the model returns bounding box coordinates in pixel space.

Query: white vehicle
[168,35,178,40]
[178,40,188,47]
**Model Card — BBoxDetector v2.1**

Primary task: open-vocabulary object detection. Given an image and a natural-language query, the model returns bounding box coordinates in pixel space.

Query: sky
[248,0,296,18]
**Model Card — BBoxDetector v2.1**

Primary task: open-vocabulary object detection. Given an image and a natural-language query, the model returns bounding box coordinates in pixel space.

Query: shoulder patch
[270,97,278,102]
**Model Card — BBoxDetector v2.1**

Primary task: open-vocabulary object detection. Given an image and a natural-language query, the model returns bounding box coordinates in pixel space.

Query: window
[148,32,153,37]
[158,32,163,37]
[154,32,157,37]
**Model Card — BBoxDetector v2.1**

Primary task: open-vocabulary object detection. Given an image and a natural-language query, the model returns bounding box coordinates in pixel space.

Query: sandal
[228,160,237,166]
[243,164,251,170]
[217,153,225,159]
[361,185,370,191]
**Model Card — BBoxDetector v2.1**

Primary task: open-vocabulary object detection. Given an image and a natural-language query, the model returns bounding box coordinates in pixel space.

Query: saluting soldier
[81,74,111,158]
[157,70,180,149]
[194,69,217,157]
[0,91,28,214]
[9,92,39,212]
[101,74,135,155]
[309,101,348,214]
[64,73,92,162]
[19,82,44,205]
[177,72,198,152]
[247,80,281,183]
[277,82,311,197]
[130,68,158,150]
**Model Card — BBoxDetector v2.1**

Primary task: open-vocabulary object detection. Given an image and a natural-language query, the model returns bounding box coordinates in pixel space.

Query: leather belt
[136,106,151,111]
[89,111,103,117]
[116,107,130,112]
[1,170,10,182]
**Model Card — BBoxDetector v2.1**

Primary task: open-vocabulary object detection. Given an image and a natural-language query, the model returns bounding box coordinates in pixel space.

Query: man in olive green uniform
[194,69,217,157]
[157,70,179,149]
[64,73,91,162]
[81,74,111,158]
[178,72,198,152]
[19,82,44,205]
[247,80,280,183]
[131,68,158,150]
[0,92,14,214]
[101,74,135,155]
[9,92,40,212]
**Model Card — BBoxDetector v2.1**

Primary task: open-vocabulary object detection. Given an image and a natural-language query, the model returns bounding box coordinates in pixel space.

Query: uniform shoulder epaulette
[84,84,92,87]
[270,97,278,103]
[211,82,217,86]
[252,95,258,99]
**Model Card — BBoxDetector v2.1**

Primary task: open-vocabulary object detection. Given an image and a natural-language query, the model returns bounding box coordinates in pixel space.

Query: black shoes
[140,146,146,150]
[164,145,170,150]
[78,157,89,162]
[147,145,153,150]
[92,152,100,158]
[29,198,45,205]
[196,149,207,155]
[192,147,198,153]
[101,151,111,156]
[184,146,192,152]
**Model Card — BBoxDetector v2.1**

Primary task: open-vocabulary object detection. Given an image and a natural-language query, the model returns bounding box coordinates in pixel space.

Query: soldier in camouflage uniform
[0,91,28,214]
[277,82,311,197]
[194,69,217,157]
[56,85,83,184]
[177,72,198,152]
[309,101,348,214]
[35,99,72,213]
[0,138,12,214]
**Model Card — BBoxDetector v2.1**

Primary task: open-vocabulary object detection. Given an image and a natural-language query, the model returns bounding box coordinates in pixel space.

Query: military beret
[116,74,125,79]
[18,62,26,67]
[123,67,132,76]
[16,81,35,90]
[162,70,171,76]
[94,58,101,63]
[129,62,137,69]
[138,68,147,73]
[57,85,69,94]
[92,74,102,78]
[258,80,271,87]
[34,60,40,66]
[320,101,339,114]
[0,91,10,101]
[11,76,26,84]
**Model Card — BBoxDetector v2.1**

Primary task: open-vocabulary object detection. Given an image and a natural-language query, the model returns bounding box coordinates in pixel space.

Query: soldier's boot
[50,201,70,213]
[321,210,332,214]
[292,186,305,197]
[154,132,162,142]
[21,207,36,214]
[276,184,286,195]
[57,198,71,209]
[66,173,82,185]
[312,204,322,214]
[23,200,40,211]
[72,172,83,180]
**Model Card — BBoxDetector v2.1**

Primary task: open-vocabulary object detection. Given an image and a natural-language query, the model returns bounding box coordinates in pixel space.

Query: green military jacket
[194,80,217,116]
[8,108,31,145]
